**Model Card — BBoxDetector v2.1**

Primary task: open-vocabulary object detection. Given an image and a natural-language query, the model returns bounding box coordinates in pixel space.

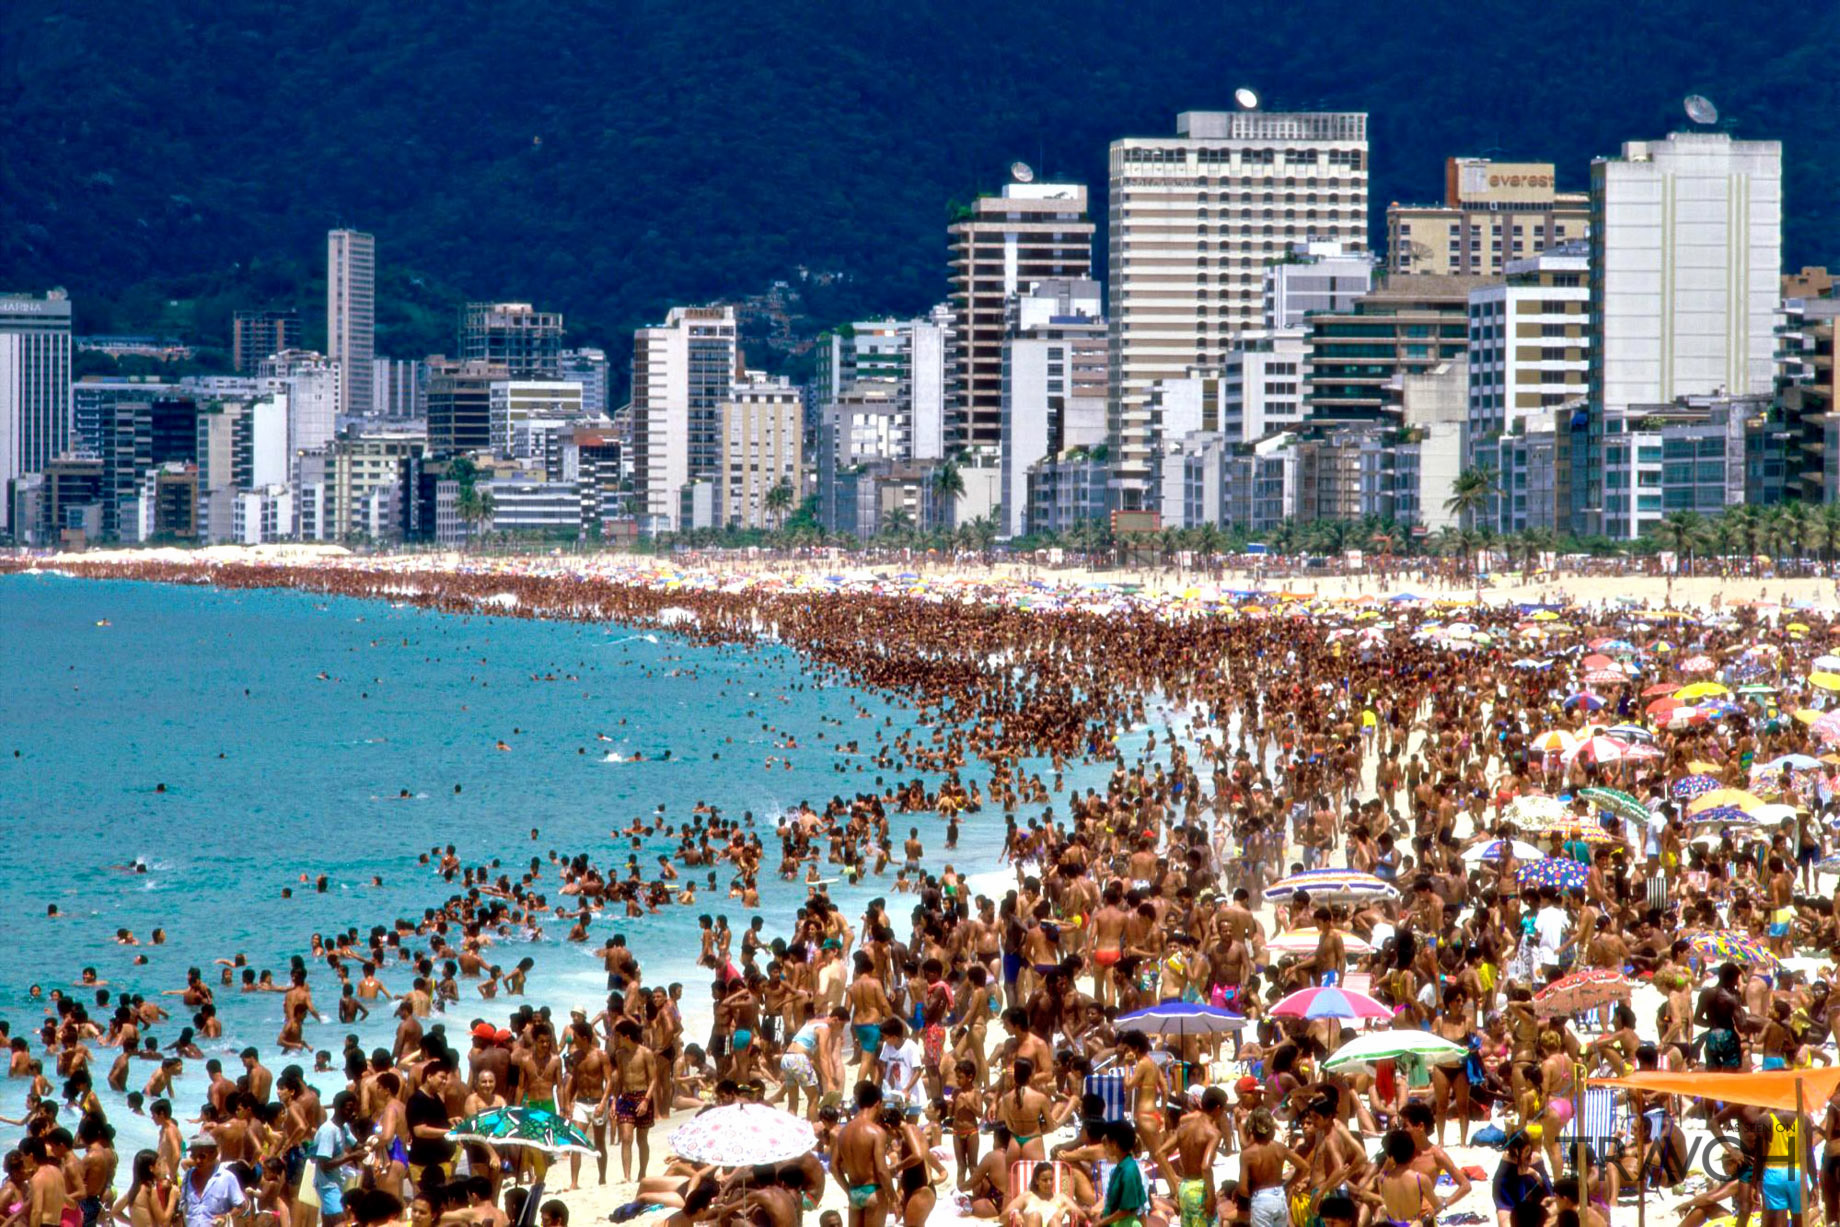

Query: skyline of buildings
[3,103,1828,550]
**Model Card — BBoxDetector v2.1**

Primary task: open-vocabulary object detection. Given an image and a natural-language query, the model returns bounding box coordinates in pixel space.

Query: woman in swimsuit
[996,1059,1053,1162]
[884,1107,942,1227]
[1430,985,1475,1147]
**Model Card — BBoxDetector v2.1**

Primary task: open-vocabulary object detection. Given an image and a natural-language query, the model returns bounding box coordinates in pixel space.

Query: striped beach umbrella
[1532,969,1633,1018]
[1261,868,1400,903]
[1516,858,1590,891]
[666,1103,817,1165]
[1265,927,1375,957]
[1115,1002,1248,1035]
[1461,839,1546,863]
[1812,711,1840,745]
[1323,1030,1466,1074]
[1563,736,1633,765]
[1578,787,1650,823]
[1563,692,1608,712]
[1271,986,1394,1021]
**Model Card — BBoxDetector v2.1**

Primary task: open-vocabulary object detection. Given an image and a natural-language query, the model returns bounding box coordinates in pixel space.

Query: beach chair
[1560,1085,1625,1156]
[1084,1070,1128,1122]
[1007,1159,1066,1202]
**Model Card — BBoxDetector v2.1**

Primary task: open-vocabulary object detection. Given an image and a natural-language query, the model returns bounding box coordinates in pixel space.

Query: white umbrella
[666,1103,816,1166]
[1322,1030,1467,1074]
[1461,839,1546,864]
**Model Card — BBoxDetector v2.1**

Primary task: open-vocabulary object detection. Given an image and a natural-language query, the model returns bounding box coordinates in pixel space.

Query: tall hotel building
[1107,110,1368,508]
[0,290,73,533]
[327,229,376,418]
[947,177,1093,453]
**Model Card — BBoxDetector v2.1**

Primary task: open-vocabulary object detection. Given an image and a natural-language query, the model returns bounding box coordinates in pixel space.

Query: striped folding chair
[1560,1085,1621,1156]
[1084,1070,1129,1122]
[1007,1159,1063,1202]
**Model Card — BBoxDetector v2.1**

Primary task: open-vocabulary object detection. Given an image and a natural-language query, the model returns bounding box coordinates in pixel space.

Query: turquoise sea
[0,572,1108,1152]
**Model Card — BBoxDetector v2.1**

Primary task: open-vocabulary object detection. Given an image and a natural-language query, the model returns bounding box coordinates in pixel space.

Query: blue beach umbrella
[1115,1002,1248,1035]
[1262,868,1400,903]
[1516,858,1589,891]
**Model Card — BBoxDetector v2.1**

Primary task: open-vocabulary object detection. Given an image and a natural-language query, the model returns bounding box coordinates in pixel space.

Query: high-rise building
[948,174,1093,453]
[1386,159,1590,277]
[1465,245,1589,450]
[1303,274,1491,424]
[560,348,611,419]
[998,279,1106,538]
[488,380,586,460]
[716,373,802,530]
[425,358,507,458]
[813,313,952,463]
[630,306,739,533]
[0,290,72,535]
[327,229,375,418]
[372,357,426,420]
[460,302,565,378]
[1264,242,1376,330]
[259,349,340,464]
[1108,110,1369,508]
[232,310,303,375]
[1579,131,1782,538]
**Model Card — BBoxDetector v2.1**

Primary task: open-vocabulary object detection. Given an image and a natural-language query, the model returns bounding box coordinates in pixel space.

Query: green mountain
[3,0,1836,368]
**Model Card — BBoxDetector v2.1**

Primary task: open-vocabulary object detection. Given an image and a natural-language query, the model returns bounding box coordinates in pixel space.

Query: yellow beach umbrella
[1686,760,1723,773]
[1794,709,1824,725]
[1530,611,1561,622]
[1674,681,1731,700]
[1687,789,1766,815]
[1809,672,1840,692]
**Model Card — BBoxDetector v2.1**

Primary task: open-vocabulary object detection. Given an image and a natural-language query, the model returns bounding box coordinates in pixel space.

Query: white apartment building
[1108,110,1368,508]
[717,373,802,530]
[998,280,1106,538]
[488,379,585,460]
[1466,246,1590,447]
[327,230,375,419]
[1584,131,1782,538]
[814,313,951,462]
[0,290,71,534]
[1222,330,1307,442]
[1264,242,1375,330]
[631,306,738,533]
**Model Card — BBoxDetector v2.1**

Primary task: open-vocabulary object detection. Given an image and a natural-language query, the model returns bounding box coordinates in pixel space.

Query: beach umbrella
[1750,803,1801,825]
[1322,1030,1466,1074]
[1529,730,1575,755]
[1265,927,1374,957]
[1760,754,1822,771]
[1665,706,1712,730]
[1581,653,1615,669]
[666,1103,817,1166]
[1462,839,1546,863]
[1516,858,1589,890]
[1737,684,1778,698]
[448,1106,597,1156]
[1578,787,1651,823]
[1814,655,1840,672]
[1532,970,1634,1018]
[1687,931,1779,970]
[1812,711,1840,745]
[1262,868,1399,903]
[1687,789,1766,815]
[1811,672,1840,693]
[1680,655,1718,674]
[1604,724,1655,744]
[1503,795,1570,825]
[1646,696,1685,719]
[1115,1002,1248,1035]
[1675,681,1732,700]
[1672,775,1722,799]
[1688,805,1756,828]
[1642,683,1682,698]
[1563,736,1632,765]
[1271,986,1394,1022]
[1584,668,1628,686]
[1563,692,1607,712]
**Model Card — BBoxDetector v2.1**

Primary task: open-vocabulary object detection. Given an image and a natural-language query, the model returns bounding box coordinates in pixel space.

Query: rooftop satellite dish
[1684,94,1719,125]
[1010,161,1035,183]
[1235,87,1260,110]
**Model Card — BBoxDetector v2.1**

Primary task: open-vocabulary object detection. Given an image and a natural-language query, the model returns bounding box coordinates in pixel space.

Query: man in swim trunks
[835,1082,893,1227]
[846,953,893,1082]
[1172,1087,1227,1227]
[611,1018,656,1181]
[1090,882,1129,1006]
[561,1019,611,1188]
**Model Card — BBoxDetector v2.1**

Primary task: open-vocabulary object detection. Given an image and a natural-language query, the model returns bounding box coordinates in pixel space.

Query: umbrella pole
[1798,1076,1810,1227]
[1574,1059,1586,1188]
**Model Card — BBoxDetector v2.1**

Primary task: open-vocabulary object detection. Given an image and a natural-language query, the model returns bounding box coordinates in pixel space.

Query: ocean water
[0,572,1090,1152]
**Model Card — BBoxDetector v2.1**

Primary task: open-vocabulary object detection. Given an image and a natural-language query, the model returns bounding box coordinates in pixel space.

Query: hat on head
[1235,1075,1261,1095]
[472,1023,498,1042]
[188,1132,219,1151]
[495,1029,514,1043]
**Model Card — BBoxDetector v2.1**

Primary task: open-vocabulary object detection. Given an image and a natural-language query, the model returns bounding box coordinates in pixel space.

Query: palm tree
[881,507,915,543]
[1651,510,1709,603]
[455,486,495,548]
[929,460,965,530]
[764,479,794,533]
[1444,465,1499,532]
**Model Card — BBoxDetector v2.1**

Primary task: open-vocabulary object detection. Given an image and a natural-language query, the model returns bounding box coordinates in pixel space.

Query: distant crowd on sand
[9,557,1840,1227]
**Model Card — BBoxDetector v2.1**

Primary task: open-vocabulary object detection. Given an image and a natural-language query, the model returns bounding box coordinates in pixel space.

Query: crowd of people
[11,554,1840,1227]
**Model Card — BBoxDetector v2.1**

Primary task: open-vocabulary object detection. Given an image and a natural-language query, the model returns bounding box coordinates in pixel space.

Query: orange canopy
[1590,1067,1840,1112]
